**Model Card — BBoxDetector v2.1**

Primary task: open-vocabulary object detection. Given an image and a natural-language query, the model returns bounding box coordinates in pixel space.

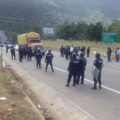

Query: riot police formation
[45,50,54,72]
[10,46,16,60]
[7,44,120,91]
[92,53,103,90]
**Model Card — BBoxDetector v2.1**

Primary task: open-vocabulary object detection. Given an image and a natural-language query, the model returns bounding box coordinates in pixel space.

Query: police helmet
[95,53,100,58]
[48,49,51,53]
[80,52,84,57]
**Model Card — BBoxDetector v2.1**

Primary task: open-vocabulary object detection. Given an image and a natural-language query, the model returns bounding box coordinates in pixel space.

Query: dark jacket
[68,58,79,73]
[45,53,54,63]
[94,58,103,71]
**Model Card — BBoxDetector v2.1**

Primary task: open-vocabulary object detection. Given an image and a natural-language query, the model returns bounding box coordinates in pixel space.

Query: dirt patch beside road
[0,68,43,120]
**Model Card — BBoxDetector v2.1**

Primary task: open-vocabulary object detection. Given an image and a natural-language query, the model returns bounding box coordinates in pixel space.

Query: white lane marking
[54,66,120,95]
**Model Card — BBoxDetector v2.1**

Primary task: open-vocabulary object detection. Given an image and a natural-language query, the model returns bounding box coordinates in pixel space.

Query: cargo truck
[17,32,42,48]
[17,32,45,55]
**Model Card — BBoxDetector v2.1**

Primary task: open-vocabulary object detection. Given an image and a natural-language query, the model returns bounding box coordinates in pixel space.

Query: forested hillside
[0,0,120,34]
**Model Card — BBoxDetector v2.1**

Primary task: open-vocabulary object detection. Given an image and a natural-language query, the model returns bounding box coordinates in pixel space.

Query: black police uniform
[45,51,54,72]
[77,56,87,85]
[92,57,103,89]
[10,47,16,60]
[19,47,23,62]
[26,47,32,61]
[35,50,42,68]
[66,56,79,87]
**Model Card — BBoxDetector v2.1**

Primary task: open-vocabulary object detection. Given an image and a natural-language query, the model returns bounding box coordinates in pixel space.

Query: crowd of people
[7,45,54,72]
[60,45,103,89]
[6,44,120,90]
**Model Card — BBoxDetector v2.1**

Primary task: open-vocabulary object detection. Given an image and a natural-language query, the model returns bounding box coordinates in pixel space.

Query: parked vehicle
[17,32,42,48]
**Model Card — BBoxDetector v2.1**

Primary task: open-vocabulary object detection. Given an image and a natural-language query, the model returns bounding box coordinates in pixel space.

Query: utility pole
[0,30,7,68]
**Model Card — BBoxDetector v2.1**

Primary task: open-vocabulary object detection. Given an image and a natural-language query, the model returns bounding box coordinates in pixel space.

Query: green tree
[32,23,42,34]
[75,22,88,40]
[87,24,96,40]
[94,22,103,41]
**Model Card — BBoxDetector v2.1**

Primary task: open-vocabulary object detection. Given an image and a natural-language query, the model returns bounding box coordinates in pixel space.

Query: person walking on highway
[76,53,87,85]
[107,47,112,62]
[66,54,79,87]
[35,48,42,68]
[10,46,16,60]
[45,50,54,72]
[92,53,103,90]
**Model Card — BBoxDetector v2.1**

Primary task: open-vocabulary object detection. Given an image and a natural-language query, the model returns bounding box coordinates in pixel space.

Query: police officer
[10,46,16,60]
[45,50,54,72]
[35,48,42,68]
[18,46,23,62]
[26,47,32,61]
[92,53,103,90]
[66,54,79,87]
[76,53,87,85]
[60,45,64,57]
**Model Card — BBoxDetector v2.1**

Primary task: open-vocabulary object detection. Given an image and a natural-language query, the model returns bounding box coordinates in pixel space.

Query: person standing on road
[66,54,79,87]
[76,53,87,85]
[86,47,90,58]
[107,47,112,62]
[45,50,54,72]
[10,46,16,60]
[18,46,23,62]
[60,45,64,57]
[6,45,9,53]
[116,48,120,62]
[26,47,32,61]
[35,48,42,68]
[92,53,103,90]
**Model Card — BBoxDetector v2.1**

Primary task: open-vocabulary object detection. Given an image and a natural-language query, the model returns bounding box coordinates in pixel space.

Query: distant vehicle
[5,40,13,48]
[14,44,19,51]
[17,32,45,55]
[17,32,42,48]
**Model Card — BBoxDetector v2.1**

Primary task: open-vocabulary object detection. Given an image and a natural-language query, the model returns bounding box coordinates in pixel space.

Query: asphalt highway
[5,49,120,120]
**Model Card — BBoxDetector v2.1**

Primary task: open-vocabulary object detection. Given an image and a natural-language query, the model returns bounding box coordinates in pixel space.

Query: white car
[14,44,19,51]
[7,43,12,48]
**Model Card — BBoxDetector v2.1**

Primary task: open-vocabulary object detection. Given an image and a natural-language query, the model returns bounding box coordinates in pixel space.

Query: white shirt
[117,49,120,55]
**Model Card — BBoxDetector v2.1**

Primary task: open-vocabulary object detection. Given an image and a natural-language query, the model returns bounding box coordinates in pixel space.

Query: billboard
[43,28,54,35]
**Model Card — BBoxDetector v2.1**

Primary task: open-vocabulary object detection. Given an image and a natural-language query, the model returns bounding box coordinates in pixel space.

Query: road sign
[102,32,118,43]
[43,28,54,35]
